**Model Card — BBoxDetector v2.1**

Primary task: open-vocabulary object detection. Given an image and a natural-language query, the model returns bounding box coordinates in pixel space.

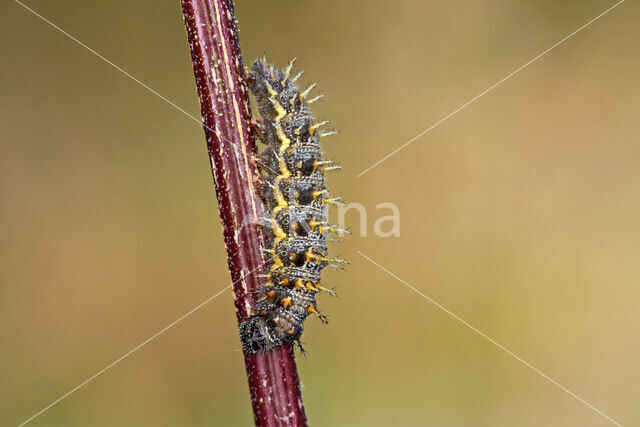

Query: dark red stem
[180,1,307,426]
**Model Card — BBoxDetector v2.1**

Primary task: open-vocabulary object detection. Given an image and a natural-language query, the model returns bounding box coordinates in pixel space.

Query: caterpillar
[239,58,344,354]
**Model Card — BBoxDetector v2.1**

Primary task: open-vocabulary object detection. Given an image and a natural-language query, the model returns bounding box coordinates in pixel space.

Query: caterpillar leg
[295,338,306,356]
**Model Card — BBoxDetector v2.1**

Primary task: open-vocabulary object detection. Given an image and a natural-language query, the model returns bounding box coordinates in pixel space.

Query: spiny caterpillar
[240,58,345,354]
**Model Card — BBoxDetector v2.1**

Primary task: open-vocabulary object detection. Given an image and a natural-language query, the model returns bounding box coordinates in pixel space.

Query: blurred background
[1,0,638,425]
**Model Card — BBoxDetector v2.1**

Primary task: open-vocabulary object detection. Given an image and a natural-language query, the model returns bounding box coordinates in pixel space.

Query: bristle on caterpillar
[240,59,343,354]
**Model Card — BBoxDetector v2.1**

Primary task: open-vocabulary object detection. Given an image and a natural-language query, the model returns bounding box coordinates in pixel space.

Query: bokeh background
[1,0,638,425]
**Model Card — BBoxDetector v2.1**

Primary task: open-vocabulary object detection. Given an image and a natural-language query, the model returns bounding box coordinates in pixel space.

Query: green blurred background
[1,0,638,425]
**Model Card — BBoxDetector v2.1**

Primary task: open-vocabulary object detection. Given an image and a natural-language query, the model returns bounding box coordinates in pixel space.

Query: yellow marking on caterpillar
[265,82,292,244]
[281,297,293,308]
[270,253,284,267]
[312,190,327,201]
[266,218,287,239]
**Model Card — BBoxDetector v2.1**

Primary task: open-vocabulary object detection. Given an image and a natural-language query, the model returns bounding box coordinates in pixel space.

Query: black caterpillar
[240,58,344,354]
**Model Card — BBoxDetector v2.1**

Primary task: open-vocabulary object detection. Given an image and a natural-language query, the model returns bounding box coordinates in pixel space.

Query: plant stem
[180,1,307,425]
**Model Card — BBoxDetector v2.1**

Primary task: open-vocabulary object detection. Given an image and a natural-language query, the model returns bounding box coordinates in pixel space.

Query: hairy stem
[180,1,307,425]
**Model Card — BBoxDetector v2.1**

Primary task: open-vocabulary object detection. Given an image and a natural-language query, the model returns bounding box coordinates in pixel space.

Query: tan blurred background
[1,0,639,425]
